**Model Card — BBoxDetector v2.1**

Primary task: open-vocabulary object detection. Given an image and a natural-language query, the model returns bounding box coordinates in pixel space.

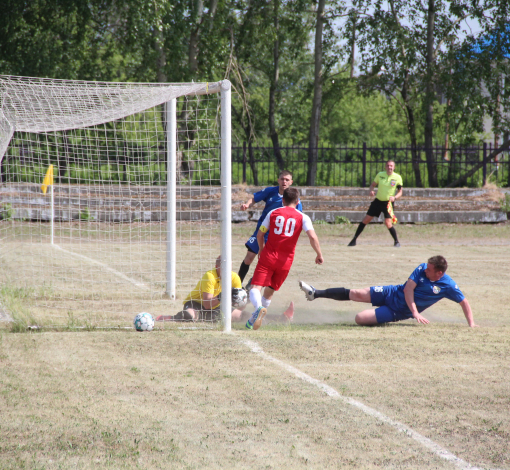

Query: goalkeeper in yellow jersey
[348,160,403,247]
[156,256,244,322]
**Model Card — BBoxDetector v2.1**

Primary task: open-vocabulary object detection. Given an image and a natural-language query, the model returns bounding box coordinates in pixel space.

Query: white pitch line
[240,337,498,470]
[52,245,149,290]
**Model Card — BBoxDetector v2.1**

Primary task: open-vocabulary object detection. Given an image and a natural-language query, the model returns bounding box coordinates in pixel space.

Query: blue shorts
[245,230,269,254]
[370,285,413,324]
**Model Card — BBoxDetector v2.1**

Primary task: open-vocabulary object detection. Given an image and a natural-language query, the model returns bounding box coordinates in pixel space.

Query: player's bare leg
[355,308,379,326]
[244,251,257,265]
[262,286,275,301]
[362,215,374,225]
[349,288,371,302]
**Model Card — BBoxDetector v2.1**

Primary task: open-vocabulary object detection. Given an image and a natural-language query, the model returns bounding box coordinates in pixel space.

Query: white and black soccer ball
[232,288,248,309]
[134,312,154,332]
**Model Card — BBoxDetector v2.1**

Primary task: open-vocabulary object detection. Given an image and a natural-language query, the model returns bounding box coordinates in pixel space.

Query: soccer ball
[134,312,154,332]
[232,288,248,309]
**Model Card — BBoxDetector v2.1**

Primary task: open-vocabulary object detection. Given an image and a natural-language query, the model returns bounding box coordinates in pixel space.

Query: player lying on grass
[238,170,302,286]
[299,255,478,327]
[246,187,324,330]
[156,256,244,322]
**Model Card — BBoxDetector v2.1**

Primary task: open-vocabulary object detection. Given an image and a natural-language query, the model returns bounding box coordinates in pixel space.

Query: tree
[443,16,510,187]
[0,0,128,81]
[307,0,326,185]
[113,0,231,181]
[307,0,346,185]
[320,75,409,145]
[231,0,311,172]
[350,0,490,187]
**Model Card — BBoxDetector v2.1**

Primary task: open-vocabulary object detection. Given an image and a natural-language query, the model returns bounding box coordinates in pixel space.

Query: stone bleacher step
[1,184,508,223]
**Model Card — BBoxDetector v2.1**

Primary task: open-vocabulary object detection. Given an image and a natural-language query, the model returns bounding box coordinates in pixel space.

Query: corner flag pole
[41,165,54,245]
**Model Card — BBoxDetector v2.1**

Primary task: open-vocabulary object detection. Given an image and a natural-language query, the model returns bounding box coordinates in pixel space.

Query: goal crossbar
[0,75,232,332]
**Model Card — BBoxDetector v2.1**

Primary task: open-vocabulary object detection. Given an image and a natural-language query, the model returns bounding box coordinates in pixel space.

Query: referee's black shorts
[366,199,394,219]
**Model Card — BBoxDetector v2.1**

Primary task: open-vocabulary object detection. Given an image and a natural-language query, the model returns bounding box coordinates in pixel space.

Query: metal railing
[2,142,507,188]
[232,142,509,187]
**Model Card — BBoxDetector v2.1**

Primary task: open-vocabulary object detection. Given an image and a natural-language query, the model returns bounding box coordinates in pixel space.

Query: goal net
[0,75,232,330]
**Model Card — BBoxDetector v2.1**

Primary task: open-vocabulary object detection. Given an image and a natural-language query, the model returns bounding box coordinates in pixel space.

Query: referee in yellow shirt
[348,160,403,247]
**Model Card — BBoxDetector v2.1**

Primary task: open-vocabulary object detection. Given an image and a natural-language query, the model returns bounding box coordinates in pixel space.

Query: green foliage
[500,194,510,212]
[334,216,351,225]
[322,78,409,146]
[79,208,92,221]
[0,284,38,332]
[347,0,509,186]
[1,0,508,191]
[0,203,14,220]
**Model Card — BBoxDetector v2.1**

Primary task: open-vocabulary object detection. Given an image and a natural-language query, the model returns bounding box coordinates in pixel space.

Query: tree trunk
[446,139,510,188]
[176,0,220,182]
[189,0,204,77]
[232,104,258,185]
[423,0,438,187]
[350,13,356,79]
[407,107,423,188]
[307,0,326,186]
[269,0,284,172]
[494,81,501,165]
[401,72,423,187]
[248,141,259,186]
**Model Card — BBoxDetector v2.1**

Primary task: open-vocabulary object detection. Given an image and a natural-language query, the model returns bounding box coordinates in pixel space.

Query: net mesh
[0,76,225,328]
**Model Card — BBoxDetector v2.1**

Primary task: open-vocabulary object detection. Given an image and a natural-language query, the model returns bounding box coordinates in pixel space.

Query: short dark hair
[428,255,448,272]
[279,170,293,179]
[283,187,299,205]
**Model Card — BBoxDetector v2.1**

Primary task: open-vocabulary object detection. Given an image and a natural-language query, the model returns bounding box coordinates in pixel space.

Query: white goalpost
[0,75,232,331]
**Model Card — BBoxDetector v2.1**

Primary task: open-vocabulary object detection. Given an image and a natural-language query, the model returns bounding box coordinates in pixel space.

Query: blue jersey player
[238,170,302,284]
[299,255,478,327]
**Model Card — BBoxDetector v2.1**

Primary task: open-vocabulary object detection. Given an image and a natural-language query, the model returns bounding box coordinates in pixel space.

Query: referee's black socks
[353,222,366,239]
[314,287,351,301]
[388,227,399,243]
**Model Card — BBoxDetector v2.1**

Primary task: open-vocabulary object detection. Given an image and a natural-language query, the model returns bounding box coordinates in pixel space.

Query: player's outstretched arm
[240,197,255,211]
[403,279,430,325]
[459,298,479,327]
[306,229,324,265]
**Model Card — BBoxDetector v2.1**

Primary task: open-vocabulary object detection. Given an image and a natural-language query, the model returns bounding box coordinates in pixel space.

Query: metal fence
[232,143,509,187]
[3,141,508,188]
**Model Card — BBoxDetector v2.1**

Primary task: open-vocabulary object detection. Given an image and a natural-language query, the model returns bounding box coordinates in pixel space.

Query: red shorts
[251,261,290,291]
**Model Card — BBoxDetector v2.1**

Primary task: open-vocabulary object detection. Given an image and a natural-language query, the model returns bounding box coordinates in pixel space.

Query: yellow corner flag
[41,164,54,194]
[387,201,397,224]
